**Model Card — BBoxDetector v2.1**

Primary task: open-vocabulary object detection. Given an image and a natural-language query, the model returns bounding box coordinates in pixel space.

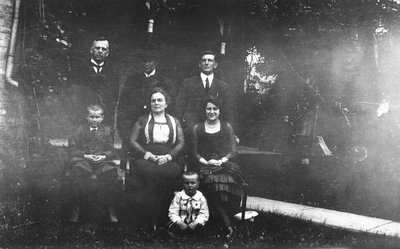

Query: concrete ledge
[237,145,283,155]
[48,138,68,147]
[247,196,400,238]
[49,139,283,155]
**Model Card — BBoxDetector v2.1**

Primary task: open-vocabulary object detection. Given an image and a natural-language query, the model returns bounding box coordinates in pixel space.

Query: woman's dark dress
[128,114,184,222]
[130,114,184,191]
[192,121,244,206]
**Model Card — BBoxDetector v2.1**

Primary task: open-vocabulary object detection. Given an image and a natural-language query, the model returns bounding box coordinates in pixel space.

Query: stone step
[247,196,400,238]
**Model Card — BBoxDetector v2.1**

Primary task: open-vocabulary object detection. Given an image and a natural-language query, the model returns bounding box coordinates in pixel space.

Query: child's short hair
[87,104,104,114]
[182,171,199,181]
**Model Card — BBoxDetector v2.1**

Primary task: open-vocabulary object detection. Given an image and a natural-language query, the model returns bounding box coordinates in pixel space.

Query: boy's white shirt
[168,190,209,225]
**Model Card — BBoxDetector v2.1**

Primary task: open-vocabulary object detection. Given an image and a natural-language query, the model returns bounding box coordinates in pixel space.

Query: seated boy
[166,171,209,239]
[67,104,120,223]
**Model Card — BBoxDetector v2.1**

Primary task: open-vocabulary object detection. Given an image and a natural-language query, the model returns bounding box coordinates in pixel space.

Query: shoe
[69,206,80,223]
[108,207,118,223]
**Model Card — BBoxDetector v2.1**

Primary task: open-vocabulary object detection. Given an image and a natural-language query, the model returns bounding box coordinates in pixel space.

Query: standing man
[117,53,177,170]
[68,37,120,128]
[175,50,234,134]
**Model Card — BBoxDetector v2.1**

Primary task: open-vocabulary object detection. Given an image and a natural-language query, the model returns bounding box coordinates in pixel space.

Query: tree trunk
[0,0,26,173]
[0,0,14,125]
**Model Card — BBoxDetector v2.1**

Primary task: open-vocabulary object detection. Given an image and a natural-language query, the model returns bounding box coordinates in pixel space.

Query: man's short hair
[182,171,199,181]
[92,36,109,48]
[200,50,217,62]
[87,104,104,114]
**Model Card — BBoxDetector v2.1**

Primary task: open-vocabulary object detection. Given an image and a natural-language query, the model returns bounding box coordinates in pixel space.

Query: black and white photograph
[2,0,400,248]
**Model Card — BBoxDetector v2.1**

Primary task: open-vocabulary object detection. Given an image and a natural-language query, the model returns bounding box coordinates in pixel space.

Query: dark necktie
[92,63,102,73]
[205,78,210,93]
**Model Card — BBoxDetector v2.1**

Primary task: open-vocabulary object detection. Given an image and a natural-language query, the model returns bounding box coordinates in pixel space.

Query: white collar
[144,69,156,77]
[180,190,202,200]
[90,58,104,67]
[200,72,213,82]
[90,126,98,131]
[200,73,213,88]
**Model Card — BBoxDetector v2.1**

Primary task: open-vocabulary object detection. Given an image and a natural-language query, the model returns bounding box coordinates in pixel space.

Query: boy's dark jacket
[69,124,116,163]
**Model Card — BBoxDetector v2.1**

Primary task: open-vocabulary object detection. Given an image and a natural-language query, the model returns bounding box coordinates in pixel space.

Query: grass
[1,179,400,249]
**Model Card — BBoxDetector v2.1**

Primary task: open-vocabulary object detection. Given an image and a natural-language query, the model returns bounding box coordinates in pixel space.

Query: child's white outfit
[168,190,209,226]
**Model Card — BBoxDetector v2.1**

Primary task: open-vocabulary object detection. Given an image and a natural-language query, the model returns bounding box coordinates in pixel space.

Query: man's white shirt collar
[200,73,213,89]
[91,58,104,73]
[90,127,98,131]
[144,69,156,78]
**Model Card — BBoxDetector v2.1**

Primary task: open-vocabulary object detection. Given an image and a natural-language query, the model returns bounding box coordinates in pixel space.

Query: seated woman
[130,87,184,225]
[192,98,245,237]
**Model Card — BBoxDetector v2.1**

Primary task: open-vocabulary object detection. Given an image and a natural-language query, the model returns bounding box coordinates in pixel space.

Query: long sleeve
[224,122,238,160]
[194,195,209,225]
[191,124,202,161]
[168,193,183,223]
[129,120,148,157]
[168,119,185,158]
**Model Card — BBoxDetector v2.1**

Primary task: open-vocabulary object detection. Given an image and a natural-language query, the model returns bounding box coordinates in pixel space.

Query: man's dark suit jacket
[175,75,234,133]
[68,59,120,127]
[117,72,176,141]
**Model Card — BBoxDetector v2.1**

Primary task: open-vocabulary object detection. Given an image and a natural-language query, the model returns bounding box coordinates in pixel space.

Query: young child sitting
[166,171,209,239]
[67,104,120,223]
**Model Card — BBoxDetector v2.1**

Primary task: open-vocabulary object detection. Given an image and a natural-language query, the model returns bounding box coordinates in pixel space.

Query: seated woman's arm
[191,124,208,165]
[129,119,151,159]
[221,122,238,163]
[167,118,185,159]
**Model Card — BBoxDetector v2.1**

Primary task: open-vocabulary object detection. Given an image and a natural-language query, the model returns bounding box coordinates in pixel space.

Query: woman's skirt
[200,161,244,202]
